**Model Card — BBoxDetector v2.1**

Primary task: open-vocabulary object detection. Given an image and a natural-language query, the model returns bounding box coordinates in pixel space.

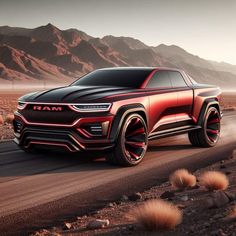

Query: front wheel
[106,113,148,166]
[188,106,221,147]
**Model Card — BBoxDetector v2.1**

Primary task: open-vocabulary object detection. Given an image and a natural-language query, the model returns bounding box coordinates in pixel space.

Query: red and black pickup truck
[13,67,222,166]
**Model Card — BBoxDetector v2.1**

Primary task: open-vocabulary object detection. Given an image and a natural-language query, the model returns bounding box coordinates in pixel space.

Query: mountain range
[0,23,236,88]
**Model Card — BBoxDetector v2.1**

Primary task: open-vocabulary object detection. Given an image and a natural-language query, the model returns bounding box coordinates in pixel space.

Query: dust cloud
[221,114,236,141]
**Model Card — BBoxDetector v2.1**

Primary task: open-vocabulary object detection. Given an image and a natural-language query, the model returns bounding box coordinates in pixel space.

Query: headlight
[70,103,112,112]
[17,101,27,110]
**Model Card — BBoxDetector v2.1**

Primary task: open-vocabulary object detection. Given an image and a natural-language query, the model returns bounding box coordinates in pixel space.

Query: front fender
[109,104,147,142]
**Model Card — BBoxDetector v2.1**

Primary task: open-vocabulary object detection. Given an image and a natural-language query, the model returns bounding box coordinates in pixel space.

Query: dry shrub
[132,199,182,231]
[4,114,14,124]
[200,171,229,191]
[0,115,3,126]
[169,169,196,190]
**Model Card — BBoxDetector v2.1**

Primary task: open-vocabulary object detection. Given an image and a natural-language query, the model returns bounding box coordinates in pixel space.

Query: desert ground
[0,112,236,235]
[221,91,236,110]
[0,90,27,140]
[31,149,236,236]
[0,89,236,235]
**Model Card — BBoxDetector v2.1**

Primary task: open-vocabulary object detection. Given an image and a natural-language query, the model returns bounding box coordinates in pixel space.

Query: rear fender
[197,99,220,126]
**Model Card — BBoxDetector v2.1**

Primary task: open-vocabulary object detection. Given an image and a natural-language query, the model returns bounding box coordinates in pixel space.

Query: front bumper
[13,112,115,152]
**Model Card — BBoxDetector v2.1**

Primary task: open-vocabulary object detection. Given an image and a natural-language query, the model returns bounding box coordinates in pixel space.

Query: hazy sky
[0,0,235,64]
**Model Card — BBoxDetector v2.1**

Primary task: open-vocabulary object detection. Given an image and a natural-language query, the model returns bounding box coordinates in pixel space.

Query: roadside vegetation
[132,199,182,231]
[31,151,236,236]
[199,171,229,191]
[169,169,196,190]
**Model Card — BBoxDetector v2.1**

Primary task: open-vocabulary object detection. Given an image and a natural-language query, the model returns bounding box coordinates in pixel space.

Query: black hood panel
[23,86,136,103]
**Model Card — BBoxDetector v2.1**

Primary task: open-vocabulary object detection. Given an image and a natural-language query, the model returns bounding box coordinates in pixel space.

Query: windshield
[71,68,154,88]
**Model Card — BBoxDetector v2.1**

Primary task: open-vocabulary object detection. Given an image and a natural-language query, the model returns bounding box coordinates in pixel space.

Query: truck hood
[19,85,139,103]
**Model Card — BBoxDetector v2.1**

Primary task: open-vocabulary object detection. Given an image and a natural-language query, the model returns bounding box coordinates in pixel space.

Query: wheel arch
[197,99,221,126]
[109,104,148,142]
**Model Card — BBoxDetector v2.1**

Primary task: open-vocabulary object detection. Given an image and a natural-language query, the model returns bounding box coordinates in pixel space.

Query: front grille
[20,104,79,124]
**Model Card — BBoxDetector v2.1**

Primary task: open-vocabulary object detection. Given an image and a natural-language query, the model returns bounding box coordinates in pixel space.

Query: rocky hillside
[0,23,236,88]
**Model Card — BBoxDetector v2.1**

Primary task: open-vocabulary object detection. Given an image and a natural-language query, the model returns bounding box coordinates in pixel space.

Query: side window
[168,71,187,87]
[146,71,172,88]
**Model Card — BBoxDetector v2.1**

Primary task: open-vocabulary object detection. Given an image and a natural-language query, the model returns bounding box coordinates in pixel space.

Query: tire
[188,106,220,147]
[106,113,148,166]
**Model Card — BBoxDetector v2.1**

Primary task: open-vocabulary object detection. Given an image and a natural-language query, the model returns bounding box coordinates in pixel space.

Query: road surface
[0,111,236,235]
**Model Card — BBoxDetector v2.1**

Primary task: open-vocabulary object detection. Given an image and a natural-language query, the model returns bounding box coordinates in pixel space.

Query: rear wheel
[106,113,148,166]
[188,106,220,147]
